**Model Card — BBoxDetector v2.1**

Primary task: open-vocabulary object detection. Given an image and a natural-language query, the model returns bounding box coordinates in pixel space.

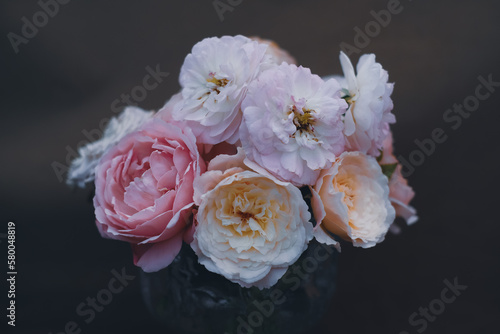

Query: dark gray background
[1,0,499,333]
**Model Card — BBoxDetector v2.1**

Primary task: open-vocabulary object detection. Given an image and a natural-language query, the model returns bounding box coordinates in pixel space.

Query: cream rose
[311,151,395,248]
[191,153,313,289]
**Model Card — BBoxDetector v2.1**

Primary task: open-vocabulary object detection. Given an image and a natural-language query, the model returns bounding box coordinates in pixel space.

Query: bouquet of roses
[67,35,417,289]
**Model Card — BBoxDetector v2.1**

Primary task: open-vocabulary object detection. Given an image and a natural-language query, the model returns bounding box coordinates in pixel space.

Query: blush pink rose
[155,92,183,123]
[156,92,238,163]
[380,132,418,225]
[240,63,347,187]
[93,118,205,272]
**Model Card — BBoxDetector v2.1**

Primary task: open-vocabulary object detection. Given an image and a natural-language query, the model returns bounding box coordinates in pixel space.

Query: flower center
[206,73,229,94]
[290,106,316,136]
[236,211,254,224]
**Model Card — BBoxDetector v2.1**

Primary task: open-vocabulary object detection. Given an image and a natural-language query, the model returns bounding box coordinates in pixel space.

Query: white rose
[192,164,313,289]
[173,35,271,144]
[338,52,396,157]
[66,106,154,188]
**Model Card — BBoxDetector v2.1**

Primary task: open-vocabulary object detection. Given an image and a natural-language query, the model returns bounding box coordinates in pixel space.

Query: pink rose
[155,92,183,123]
[156,92,238,163]
[380,132,418,225]
[240,63,347,187]
[93,118,205,272]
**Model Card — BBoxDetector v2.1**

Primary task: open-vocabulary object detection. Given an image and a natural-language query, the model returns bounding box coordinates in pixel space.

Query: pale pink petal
[132,234,183,273]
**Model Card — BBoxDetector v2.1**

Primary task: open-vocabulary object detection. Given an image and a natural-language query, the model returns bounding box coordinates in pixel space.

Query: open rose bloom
[311,152,395,248]
[93,119,205,272]
[69,35,417,289]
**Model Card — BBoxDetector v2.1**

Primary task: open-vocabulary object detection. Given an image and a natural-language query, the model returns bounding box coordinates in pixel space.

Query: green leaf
[376,149,384,162]
[381,163,398,180]
[341,88,351,98]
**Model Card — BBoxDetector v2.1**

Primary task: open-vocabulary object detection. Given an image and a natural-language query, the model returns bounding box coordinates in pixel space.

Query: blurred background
[1,0,499,333]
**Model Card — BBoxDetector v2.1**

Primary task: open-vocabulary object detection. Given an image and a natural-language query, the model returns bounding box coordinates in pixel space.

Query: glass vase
[140,239,338,334]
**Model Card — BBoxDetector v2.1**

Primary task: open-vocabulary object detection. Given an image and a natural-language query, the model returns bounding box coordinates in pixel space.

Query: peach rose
[311,151,395,248]
[191,149,313,289]
[93,118,205,272]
